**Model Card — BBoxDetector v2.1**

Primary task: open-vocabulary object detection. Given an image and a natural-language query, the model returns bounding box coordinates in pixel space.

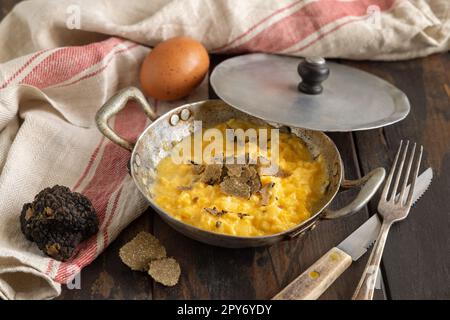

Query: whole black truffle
[20,185,99,261]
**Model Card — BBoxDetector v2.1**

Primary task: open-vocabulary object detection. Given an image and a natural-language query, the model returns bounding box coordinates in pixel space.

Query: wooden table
[1,2,449,300]
[57,53,449,300]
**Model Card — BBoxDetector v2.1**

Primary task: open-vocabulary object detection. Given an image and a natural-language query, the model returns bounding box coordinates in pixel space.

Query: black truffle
[20,185,99,261]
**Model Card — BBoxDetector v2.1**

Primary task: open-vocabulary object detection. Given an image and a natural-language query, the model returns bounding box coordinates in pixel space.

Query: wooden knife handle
[352,222,391,300]
[272,247,352,300]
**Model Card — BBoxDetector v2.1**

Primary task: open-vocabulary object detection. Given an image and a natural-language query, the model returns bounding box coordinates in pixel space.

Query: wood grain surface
[1,1,449,300]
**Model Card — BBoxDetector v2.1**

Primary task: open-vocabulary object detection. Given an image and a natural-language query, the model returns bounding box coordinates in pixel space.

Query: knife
[272,168,433,300]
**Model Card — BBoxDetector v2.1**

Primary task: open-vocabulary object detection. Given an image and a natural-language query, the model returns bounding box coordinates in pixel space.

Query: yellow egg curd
[152,119,329,237]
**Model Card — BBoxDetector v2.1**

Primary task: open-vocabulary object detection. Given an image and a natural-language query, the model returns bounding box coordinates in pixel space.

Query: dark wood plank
[0,0,19,20]
[346,53,450,299]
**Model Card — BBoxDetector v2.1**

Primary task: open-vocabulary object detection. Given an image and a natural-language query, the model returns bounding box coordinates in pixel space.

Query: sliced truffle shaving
[248,176,262,195]
[220,177,251,198]
[148,257,181,287]
[274,167,291,178]
[193,154,262,197]
[225,163,243,177]
[204,207,227,216]
[119,231,166,271]
[189,160,205,175]
[192,165,205,175]
[247,167,262,194]
[259,182,276,206]
[204,207,218,215]
[176,185,193,191]
[256,157,286,177]
[240,165,258,180]
[199,164,223,185]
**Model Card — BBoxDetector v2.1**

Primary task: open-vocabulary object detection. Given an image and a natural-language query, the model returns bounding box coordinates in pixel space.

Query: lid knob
[297,57,330,95]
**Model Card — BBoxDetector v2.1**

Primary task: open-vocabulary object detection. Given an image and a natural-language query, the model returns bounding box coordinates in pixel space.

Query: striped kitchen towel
[0,37,208,300]
[0,0,448,299]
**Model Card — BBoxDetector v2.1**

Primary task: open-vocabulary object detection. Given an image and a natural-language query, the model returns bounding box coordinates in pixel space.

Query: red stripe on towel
[223,0,395,53]
[55,43,140,88]
[285,14,371,54]
[45,259,54,276]
[212,0,304,52]
[54,101,147,283]
[20,38,125,89]
[0,50,49,89]
[103,186,123,247]
[72,137,106,191]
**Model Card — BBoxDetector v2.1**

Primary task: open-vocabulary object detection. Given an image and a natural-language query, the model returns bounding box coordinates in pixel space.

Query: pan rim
[130,100,343,241]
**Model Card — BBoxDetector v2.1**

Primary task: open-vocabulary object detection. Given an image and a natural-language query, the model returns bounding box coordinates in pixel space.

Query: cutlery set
[274,141,431,300]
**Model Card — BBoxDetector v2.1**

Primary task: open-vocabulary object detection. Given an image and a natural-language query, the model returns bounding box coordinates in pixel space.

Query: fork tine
[399,143,416,204]
[406,145,423,206]
[381,140,403,200]
[390,140,409,202]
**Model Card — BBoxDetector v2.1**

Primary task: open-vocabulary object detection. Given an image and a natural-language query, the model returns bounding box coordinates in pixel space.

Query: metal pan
[96,86,385,248]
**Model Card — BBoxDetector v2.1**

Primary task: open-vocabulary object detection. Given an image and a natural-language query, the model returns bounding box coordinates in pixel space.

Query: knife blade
[338,167,433,260]
[272,168,432,300]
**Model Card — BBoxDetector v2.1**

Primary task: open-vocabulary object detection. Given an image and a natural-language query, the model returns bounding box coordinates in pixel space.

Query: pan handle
[322,167,385,219]
[95,86,157,151]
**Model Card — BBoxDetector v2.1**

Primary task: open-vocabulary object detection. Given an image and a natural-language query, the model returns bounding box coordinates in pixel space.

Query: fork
[352,140,423,300]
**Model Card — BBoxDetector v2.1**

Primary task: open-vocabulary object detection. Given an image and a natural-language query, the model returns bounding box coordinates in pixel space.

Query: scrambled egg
[152,119,328,237]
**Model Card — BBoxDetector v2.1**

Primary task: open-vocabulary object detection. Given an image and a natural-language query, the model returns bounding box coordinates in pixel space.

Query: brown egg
[139,36,209,101]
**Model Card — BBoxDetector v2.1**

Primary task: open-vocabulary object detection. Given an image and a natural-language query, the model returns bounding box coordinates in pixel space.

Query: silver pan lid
[210,53,410,132]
